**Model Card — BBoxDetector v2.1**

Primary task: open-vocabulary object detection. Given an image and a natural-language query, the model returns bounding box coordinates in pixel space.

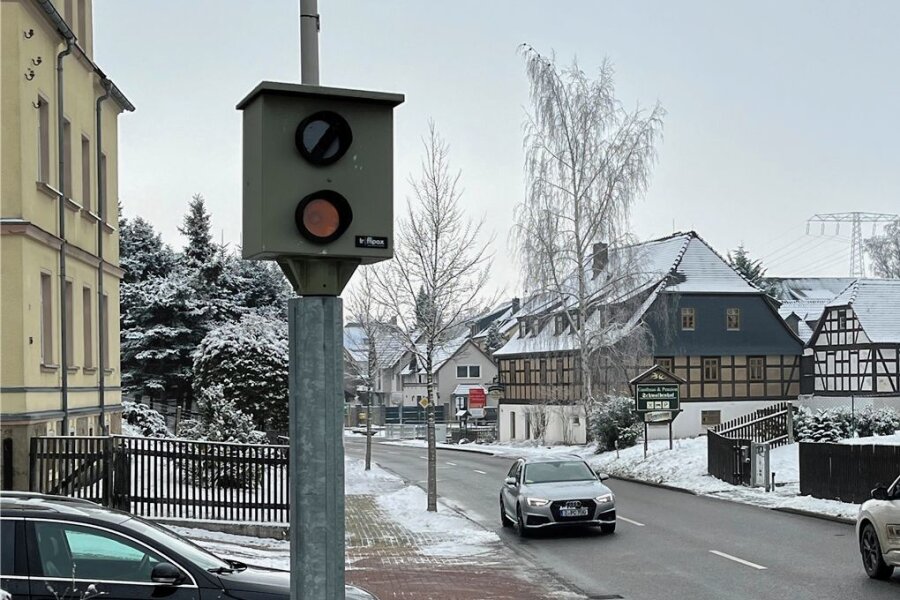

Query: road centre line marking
[709,550,767,570]
[618,516,645,527]
[446,462,457,466]
[473,469,487,474]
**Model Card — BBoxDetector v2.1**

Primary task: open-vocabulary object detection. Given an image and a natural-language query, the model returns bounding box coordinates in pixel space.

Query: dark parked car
[0,492,370,600]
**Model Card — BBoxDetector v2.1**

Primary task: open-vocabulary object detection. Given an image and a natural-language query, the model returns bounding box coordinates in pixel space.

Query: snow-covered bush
[590,396,641,453]
[793,406,814,441]
[856,406,900,437]
[121,400,170,438]
[192,312,289,432]
[178,385,267,489]
[829,406,855,439]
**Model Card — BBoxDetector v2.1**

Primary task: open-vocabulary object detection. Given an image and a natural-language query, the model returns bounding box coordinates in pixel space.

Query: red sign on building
[468,387,486,409]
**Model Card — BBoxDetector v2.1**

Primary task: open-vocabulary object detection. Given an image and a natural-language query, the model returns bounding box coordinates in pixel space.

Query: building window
[749,357,764,381]
[837,309,847,330]
[81,136,91,209]
[681,307,695,330]
[62,119,73,198]
[703,357,719,382]
[655,357,674,372]
[726,308,741,331]
[38,97,50,182]
[519,318,530,337]
[523,360,531,384]
[64,281,74,366]
[455,365,480,379]
[701,410,721,427]
[554,314,567,335]
[82,287,93,368]
[40,273,53,364]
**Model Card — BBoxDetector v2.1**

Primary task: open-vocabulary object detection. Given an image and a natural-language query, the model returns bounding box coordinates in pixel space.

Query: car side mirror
[504,476,517,486]
[151,562,183,585]
[872,485,889,501]
[597,472,610,482]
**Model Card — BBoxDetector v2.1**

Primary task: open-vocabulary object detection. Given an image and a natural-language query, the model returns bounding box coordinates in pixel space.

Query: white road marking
[473,469,487,475]
[709,550,767,570]
[419,456,428,460]
[618,516,645,527]
[446,462,458,466]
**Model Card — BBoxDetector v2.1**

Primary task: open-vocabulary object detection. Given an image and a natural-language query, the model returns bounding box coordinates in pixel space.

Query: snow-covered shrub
[590,396,641,453]
[856,406,900,438]
[793,406,814,441]
[829,406,855,439]
[192,312,289,432]
[121,400,170,438]
[178,385,268,489]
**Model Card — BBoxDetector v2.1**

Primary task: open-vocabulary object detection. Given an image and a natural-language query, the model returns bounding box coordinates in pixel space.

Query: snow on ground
[380,437,599,459]
[375,485,499,557]
[120,421,143,437]
[590,438,859,520]
[345,454,405,495]
[839,431,900,445]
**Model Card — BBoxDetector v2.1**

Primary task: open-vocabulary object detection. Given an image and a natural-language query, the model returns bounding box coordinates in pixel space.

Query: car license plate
[560,507,589,517]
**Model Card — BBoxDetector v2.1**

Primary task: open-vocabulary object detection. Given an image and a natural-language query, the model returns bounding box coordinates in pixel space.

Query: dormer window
[554,314,567,335]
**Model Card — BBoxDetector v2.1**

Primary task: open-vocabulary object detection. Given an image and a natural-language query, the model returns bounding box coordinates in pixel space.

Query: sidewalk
[171,457,583,600]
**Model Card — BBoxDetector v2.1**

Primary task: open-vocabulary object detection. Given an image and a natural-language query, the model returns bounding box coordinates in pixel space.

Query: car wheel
[500,497,513,528]
[515,504,530,538]
[861,523,894,579]
[600,522,616,534]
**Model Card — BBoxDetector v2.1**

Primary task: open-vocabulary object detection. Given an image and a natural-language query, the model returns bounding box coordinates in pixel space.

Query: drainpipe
[96,80,111,434]
[57,37,74,435]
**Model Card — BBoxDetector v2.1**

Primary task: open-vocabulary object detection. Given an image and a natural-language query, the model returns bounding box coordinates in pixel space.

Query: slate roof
[495,231,764,357]
[825,279,900,344]
[343,322,408,370]
[399,335,471,375]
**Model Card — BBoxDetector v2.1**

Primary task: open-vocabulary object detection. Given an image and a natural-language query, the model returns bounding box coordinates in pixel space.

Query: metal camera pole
[290,2,344,599]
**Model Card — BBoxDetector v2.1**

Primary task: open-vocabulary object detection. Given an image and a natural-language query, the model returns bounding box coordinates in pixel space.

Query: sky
[94,0,900,298]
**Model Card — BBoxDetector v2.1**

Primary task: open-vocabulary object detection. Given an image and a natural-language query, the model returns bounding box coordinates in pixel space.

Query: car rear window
[523,461,595,484]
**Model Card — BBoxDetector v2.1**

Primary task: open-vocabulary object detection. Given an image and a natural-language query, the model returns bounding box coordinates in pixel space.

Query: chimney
[511,297,521,314]
[592,242,609,278]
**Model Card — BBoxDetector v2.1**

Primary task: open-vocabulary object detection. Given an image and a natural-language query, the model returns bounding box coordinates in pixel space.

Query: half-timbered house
[495,232,805,442]
[807,279,900,406]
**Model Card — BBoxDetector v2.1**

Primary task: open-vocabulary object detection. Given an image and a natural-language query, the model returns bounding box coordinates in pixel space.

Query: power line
[807,212,899,277]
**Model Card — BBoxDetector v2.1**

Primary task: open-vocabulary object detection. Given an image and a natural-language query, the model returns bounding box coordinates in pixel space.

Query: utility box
[237,82,405,264]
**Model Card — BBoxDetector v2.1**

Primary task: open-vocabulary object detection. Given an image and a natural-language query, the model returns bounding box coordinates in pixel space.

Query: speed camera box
[237,82,404,263]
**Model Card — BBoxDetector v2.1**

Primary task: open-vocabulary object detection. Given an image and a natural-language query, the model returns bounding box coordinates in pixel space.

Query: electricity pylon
[807,212,899,277]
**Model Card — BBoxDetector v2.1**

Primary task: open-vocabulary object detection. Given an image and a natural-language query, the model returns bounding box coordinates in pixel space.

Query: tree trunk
[364,391,372,471]
[426,350,437,512]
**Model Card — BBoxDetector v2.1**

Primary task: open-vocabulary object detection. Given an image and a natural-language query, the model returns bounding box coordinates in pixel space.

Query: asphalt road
[345,437,900,600]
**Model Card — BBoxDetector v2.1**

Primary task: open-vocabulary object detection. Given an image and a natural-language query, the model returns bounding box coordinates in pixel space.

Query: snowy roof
[343,322,408,370]
[495,232,764,357]
[452,384,486,396]
[825,279,900,343]
[766,277,856,303]
[399,336,471,375]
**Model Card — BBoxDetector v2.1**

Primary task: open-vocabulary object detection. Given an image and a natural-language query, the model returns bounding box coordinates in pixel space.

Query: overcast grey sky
[95,0,899,296]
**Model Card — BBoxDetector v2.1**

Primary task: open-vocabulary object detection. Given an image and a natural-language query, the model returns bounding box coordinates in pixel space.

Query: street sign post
[630,365,686,458]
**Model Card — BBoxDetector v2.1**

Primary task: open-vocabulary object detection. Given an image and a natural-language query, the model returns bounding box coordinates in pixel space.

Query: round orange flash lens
[302,198,340,238]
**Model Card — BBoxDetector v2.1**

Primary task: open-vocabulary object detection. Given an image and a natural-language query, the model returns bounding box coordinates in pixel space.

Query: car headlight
[595,493,614,504]
[526,497,550,507]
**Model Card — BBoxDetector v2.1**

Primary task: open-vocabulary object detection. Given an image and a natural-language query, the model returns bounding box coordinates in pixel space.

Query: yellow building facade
[1,0,133,489]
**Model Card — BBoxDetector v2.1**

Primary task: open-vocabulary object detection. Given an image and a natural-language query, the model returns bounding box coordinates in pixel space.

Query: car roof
[517,454,587,464]
[0,492,132,525]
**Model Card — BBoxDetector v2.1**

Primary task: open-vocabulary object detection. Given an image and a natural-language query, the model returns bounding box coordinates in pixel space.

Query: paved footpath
[344,466,583,599]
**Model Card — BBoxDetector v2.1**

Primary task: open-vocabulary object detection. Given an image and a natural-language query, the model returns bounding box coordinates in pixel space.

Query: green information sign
[635,383,680,412]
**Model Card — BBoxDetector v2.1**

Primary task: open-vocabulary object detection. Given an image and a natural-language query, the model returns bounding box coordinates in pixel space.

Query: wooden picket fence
[799,442,900,504]
[711,402,794,448]
[30,435,290,523]
[707,430,751,486]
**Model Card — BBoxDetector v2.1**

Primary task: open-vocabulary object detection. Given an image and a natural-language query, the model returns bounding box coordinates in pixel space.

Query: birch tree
[513,47,665,423]
[346,266,390,471]
[374,123,493,511]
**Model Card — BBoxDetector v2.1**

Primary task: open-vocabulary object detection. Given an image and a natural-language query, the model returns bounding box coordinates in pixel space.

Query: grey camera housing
[237,82,404,264]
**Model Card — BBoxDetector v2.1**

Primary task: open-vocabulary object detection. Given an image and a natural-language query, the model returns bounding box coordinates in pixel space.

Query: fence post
[28,437,38,492]
[102,436,112,507]
[786,403,794,443]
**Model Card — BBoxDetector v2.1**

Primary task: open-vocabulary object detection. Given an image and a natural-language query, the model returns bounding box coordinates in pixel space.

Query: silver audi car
[500,455,616,536]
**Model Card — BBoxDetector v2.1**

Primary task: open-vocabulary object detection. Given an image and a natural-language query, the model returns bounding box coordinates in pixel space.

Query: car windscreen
[120,517,231,571]
[523,461,595,484]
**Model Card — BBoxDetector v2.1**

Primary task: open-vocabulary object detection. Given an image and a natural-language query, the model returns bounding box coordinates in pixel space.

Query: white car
[857,473,900,579]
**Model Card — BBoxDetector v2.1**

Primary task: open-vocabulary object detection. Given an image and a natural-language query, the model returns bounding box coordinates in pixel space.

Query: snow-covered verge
[380,437,599,459]
[591,437,860,521]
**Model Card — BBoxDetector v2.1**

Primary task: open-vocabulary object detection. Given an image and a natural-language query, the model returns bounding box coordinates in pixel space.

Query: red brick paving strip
[345,494,582,600]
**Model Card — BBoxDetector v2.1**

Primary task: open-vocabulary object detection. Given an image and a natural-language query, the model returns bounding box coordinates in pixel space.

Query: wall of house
[438,342,497,405]
[498,403,587,444]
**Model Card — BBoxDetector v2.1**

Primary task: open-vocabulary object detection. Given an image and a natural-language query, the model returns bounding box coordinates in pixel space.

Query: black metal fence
[799,442,900,504]
[707,430,751,486]
[712,402,793,448]
[30,435,289,523]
